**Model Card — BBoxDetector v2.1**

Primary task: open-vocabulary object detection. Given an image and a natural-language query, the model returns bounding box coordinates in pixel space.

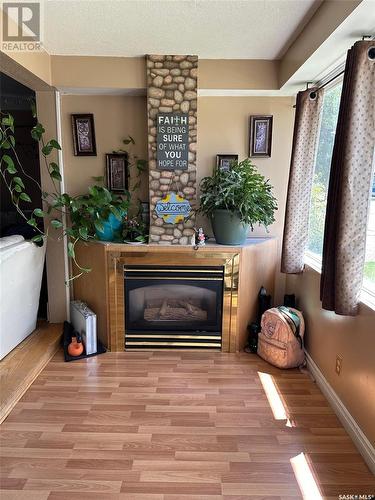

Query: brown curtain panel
[321,41,375,316]
[281,88,324,274]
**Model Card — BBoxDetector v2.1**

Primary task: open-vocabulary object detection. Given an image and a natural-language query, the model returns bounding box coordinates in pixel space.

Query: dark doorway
[0,72,48,319]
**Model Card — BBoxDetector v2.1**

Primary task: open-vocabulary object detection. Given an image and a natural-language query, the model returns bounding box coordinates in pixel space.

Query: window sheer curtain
[281,88,324,274]
[320,41,375,316]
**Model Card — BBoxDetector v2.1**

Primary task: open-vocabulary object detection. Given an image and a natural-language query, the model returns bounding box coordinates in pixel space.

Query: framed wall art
[216,154,238,172]
[71,114,97,156]
[249,115,273,158]
[106,153,129,192]
[140,201,150,225]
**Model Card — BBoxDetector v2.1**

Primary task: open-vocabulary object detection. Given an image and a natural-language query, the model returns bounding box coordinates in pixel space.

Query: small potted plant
[199,158,277,245]
[122,212,148,244]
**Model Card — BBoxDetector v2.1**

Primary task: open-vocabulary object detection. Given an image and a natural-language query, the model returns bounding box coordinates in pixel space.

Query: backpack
[257,306,305,369]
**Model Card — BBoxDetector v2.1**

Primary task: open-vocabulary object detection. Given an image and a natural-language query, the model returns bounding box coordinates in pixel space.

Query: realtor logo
[2,2,41,51]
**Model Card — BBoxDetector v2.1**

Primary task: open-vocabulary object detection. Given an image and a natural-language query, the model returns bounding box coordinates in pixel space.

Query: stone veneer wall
[147,55,198,245]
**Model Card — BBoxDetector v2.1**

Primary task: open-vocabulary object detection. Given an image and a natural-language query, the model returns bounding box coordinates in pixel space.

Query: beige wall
[200,60,279,90]
[51,57,280,92]
[197,96,295,302]
[3,53,280,92]
[60,95,148,200]
[52,56,146,91]
[286,268,375,445]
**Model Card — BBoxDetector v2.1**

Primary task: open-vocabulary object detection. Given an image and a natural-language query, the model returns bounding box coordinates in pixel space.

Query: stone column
[147,55,198,245]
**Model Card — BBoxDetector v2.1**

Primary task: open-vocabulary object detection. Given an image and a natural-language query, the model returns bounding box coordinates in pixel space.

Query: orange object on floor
[67,334,84,356]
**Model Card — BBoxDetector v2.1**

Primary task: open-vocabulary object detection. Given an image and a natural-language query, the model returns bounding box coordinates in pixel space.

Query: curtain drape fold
[281,88,324,274]
[320,41,375,316]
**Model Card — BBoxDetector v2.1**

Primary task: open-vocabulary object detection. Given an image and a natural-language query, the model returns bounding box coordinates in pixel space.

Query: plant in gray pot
[199,158,277,245]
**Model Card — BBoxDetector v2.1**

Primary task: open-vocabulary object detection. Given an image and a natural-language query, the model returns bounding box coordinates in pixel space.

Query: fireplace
[124,265,224,349]
[73,241,277,352]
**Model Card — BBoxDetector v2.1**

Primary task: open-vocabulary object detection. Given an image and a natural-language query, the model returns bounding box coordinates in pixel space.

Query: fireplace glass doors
[124,266,224,349]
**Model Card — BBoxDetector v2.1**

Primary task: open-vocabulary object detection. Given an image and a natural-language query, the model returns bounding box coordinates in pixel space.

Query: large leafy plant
[0,108,130,280]
[199,158,277,229]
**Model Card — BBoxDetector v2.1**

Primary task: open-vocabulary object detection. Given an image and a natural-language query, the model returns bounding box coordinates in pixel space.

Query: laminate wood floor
[1,350,374,500]
[0,322,62,424]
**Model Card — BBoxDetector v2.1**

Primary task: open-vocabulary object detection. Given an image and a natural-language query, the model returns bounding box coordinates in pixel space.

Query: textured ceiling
[42,0,320,59]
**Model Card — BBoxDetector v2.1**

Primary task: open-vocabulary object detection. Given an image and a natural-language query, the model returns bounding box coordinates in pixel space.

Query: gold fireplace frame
[107,251,239,352]
[73,239,276,353]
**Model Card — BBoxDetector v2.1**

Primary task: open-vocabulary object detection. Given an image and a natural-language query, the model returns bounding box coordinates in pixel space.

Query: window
[307,81,343,257]
[306,79,375,298]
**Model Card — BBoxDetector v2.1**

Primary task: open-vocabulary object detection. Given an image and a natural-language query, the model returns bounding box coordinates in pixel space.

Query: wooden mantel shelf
[95,237,274,253]
[73,238,277,353]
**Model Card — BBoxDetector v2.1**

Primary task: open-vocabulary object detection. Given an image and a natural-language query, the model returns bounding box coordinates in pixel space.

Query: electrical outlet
[335,355,343,375]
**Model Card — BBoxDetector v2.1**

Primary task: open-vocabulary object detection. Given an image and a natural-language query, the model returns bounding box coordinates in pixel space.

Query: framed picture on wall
[140,201,150,225]
[249,115,273,158]
[71,114,97,156]
[106,153,129,192]
[216,154,239,172]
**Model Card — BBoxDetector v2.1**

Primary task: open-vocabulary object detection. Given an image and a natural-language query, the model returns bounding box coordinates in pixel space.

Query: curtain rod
[292,71,343,108]
[293,69,345,108]
[309,70,345,97]
[293,35,375,107]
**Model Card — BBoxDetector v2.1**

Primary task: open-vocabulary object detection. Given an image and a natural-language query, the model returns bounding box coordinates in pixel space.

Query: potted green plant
[68,184,130,242]
[199,158,277,245]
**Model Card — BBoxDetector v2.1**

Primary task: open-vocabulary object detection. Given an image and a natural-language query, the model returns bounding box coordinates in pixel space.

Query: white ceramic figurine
[197,227,206,246]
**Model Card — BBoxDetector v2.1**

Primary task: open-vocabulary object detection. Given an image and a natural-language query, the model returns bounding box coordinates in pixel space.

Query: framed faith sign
[157,113,189,170]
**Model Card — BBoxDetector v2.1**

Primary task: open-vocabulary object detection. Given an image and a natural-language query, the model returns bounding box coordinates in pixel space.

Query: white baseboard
[305,351,375,475]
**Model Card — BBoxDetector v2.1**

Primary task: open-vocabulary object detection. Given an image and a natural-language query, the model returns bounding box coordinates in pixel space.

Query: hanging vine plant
[0,105,131,281]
